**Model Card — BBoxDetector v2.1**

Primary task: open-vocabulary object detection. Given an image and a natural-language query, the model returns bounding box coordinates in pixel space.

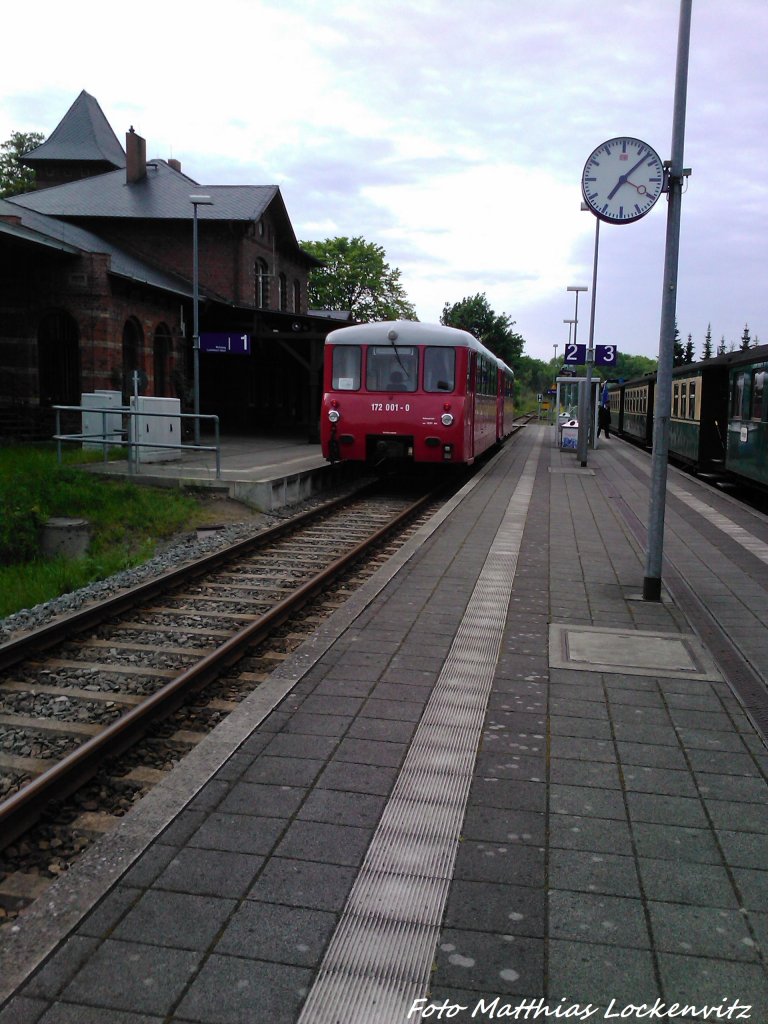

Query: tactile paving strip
[297,436,543,1023]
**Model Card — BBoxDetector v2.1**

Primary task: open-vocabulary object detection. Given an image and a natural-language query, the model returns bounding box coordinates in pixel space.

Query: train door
[699,363,729,467]
[465,350,475,460]
[499,366,505,438]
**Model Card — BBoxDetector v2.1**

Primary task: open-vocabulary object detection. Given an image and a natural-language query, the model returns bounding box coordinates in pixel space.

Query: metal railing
[52,405,221,478]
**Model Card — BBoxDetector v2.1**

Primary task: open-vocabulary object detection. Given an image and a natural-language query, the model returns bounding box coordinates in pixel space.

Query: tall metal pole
[578,215,600,467]
[190,194,213,447]
[562,319,576,349]
[192,201,201,446]
[643,0,692,601]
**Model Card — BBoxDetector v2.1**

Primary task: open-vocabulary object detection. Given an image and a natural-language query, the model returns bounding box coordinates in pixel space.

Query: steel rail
[0,484,382,674]
[0,487,441,848]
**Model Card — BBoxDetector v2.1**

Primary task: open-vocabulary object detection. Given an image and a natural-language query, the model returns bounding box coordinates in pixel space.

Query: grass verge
[0,445,205,619]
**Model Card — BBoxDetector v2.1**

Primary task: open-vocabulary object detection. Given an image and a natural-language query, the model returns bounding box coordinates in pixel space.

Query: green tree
[684,334,694,363]
[515,355,551,395]
[0,131,44,197]
[740,323,751,351]
[673,320,684,366]
[717,335,727,356]
[612,353,657,381]
[702,323,713,361]
[440,292,524,365]
[300,236,417,322]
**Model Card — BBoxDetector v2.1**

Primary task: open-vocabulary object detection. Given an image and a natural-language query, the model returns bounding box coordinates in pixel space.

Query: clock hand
[607,151,652,201]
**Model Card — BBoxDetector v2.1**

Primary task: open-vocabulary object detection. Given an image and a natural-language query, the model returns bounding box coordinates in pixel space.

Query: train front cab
[321,328,473,465]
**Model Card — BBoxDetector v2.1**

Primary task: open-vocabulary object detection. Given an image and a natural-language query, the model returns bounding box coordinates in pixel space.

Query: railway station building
[0,91,350,442]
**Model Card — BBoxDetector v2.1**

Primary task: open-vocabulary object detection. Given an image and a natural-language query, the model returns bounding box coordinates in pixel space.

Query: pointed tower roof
[23,90,126,169]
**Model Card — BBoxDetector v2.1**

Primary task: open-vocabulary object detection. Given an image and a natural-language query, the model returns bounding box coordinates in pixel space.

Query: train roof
[327,320,487,353]
[608,343,768,390]
[326,320,513,376]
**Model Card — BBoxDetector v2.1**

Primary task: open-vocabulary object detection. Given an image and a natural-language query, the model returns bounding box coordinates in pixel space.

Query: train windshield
[424,347,455,392]
[331,346,361,390]
[366,346,418,392]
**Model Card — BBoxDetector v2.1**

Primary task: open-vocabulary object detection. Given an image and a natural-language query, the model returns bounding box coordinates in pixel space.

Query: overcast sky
[2,0,766,364]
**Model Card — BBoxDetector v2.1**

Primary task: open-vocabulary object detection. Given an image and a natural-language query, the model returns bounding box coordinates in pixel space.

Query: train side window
[751,371,765,421]
[731,373,745,418]
[366,345,418,392]
[672,383,680,418]
[688,381,696,419]
[331,346,361,391]
[424,347,456,392]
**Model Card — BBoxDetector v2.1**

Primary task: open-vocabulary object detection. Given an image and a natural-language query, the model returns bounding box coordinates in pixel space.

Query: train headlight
[328,409,340,423]
[441,412,454,426]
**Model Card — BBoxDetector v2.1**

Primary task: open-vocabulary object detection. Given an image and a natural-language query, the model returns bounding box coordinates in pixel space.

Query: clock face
[581,137,665,224]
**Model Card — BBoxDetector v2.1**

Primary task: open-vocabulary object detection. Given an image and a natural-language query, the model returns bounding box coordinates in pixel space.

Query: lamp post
[191,194,213,445]
[577,204,601,467]
[566,287,587,348]
[562,318,576,353]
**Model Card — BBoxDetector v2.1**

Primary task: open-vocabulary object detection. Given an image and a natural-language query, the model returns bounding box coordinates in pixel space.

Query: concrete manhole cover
[549,624,722,680]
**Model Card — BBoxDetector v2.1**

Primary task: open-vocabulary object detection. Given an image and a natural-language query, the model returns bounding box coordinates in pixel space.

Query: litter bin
[559,420,578,450]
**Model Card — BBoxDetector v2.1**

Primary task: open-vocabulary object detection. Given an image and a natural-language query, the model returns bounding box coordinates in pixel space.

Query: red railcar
[320,321,514,466]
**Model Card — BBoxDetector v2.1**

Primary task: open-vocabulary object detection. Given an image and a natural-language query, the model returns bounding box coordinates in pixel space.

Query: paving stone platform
[2,423,767,1024]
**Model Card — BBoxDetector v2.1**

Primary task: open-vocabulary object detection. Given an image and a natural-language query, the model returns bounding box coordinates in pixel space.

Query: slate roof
[9,159,278,221]
[4,90,320,298]
[0,198,193,299]
[22,90,126,169]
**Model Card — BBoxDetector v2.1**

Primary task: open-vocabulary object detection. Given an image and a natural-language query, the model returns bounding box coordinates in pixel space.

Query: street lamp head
[190,195,213,205]
[563,318,576,325]
[567,285,588,293]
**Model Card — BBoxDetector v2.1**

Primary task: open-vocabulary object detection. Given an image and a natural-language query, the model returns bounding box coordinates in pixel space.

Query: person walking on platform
[597,402,611,439]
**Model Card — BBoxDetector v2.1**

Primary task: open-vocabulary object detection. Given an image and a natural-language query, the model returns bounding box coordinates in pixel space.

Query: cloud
[1,0,766,363]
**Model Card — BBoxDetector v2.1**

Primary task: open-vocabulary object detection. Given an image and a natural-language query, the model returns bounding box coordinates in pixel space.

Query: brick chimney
[168,158,182,173]
[126,127,147,183]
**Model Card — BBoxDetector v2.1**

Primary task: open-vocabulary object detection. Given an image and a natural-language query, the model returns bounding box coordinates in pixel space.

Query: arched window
[38,310,80,406]
[255,259,269,308]
[279,273,288,311]
[122,317,144,401]
[293,279,301,313]
[153,323,172,396]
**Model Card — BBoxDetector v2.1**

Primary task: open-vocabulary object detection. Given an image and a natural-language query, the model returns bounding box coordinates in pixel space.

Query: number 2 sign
[563,344,586,365]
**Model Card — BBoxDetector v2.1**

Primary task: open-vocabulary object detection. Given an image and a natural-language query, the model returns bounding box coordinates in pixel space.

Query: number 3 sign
[595,345,617,366]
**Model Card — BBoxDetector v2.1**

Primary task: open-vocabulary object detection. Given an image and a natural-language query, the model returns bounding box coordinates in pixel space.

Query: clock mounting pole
[643,0,693,601]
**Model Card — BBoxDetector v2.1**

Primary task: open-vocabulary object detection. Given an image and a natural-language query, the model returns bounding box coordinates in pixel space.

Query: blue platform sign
[563,343,586,365]
[200,332,251,354]
[595,344,618,367]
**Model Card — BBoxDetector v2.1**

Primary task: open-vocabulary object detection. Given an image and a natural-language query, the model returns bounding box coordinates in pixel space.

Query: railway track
[0,478,450,911]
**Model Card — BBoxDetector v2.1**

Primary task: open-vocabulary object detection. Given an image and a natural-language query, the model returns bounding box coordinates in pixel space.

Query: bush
[0,483,44,564]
